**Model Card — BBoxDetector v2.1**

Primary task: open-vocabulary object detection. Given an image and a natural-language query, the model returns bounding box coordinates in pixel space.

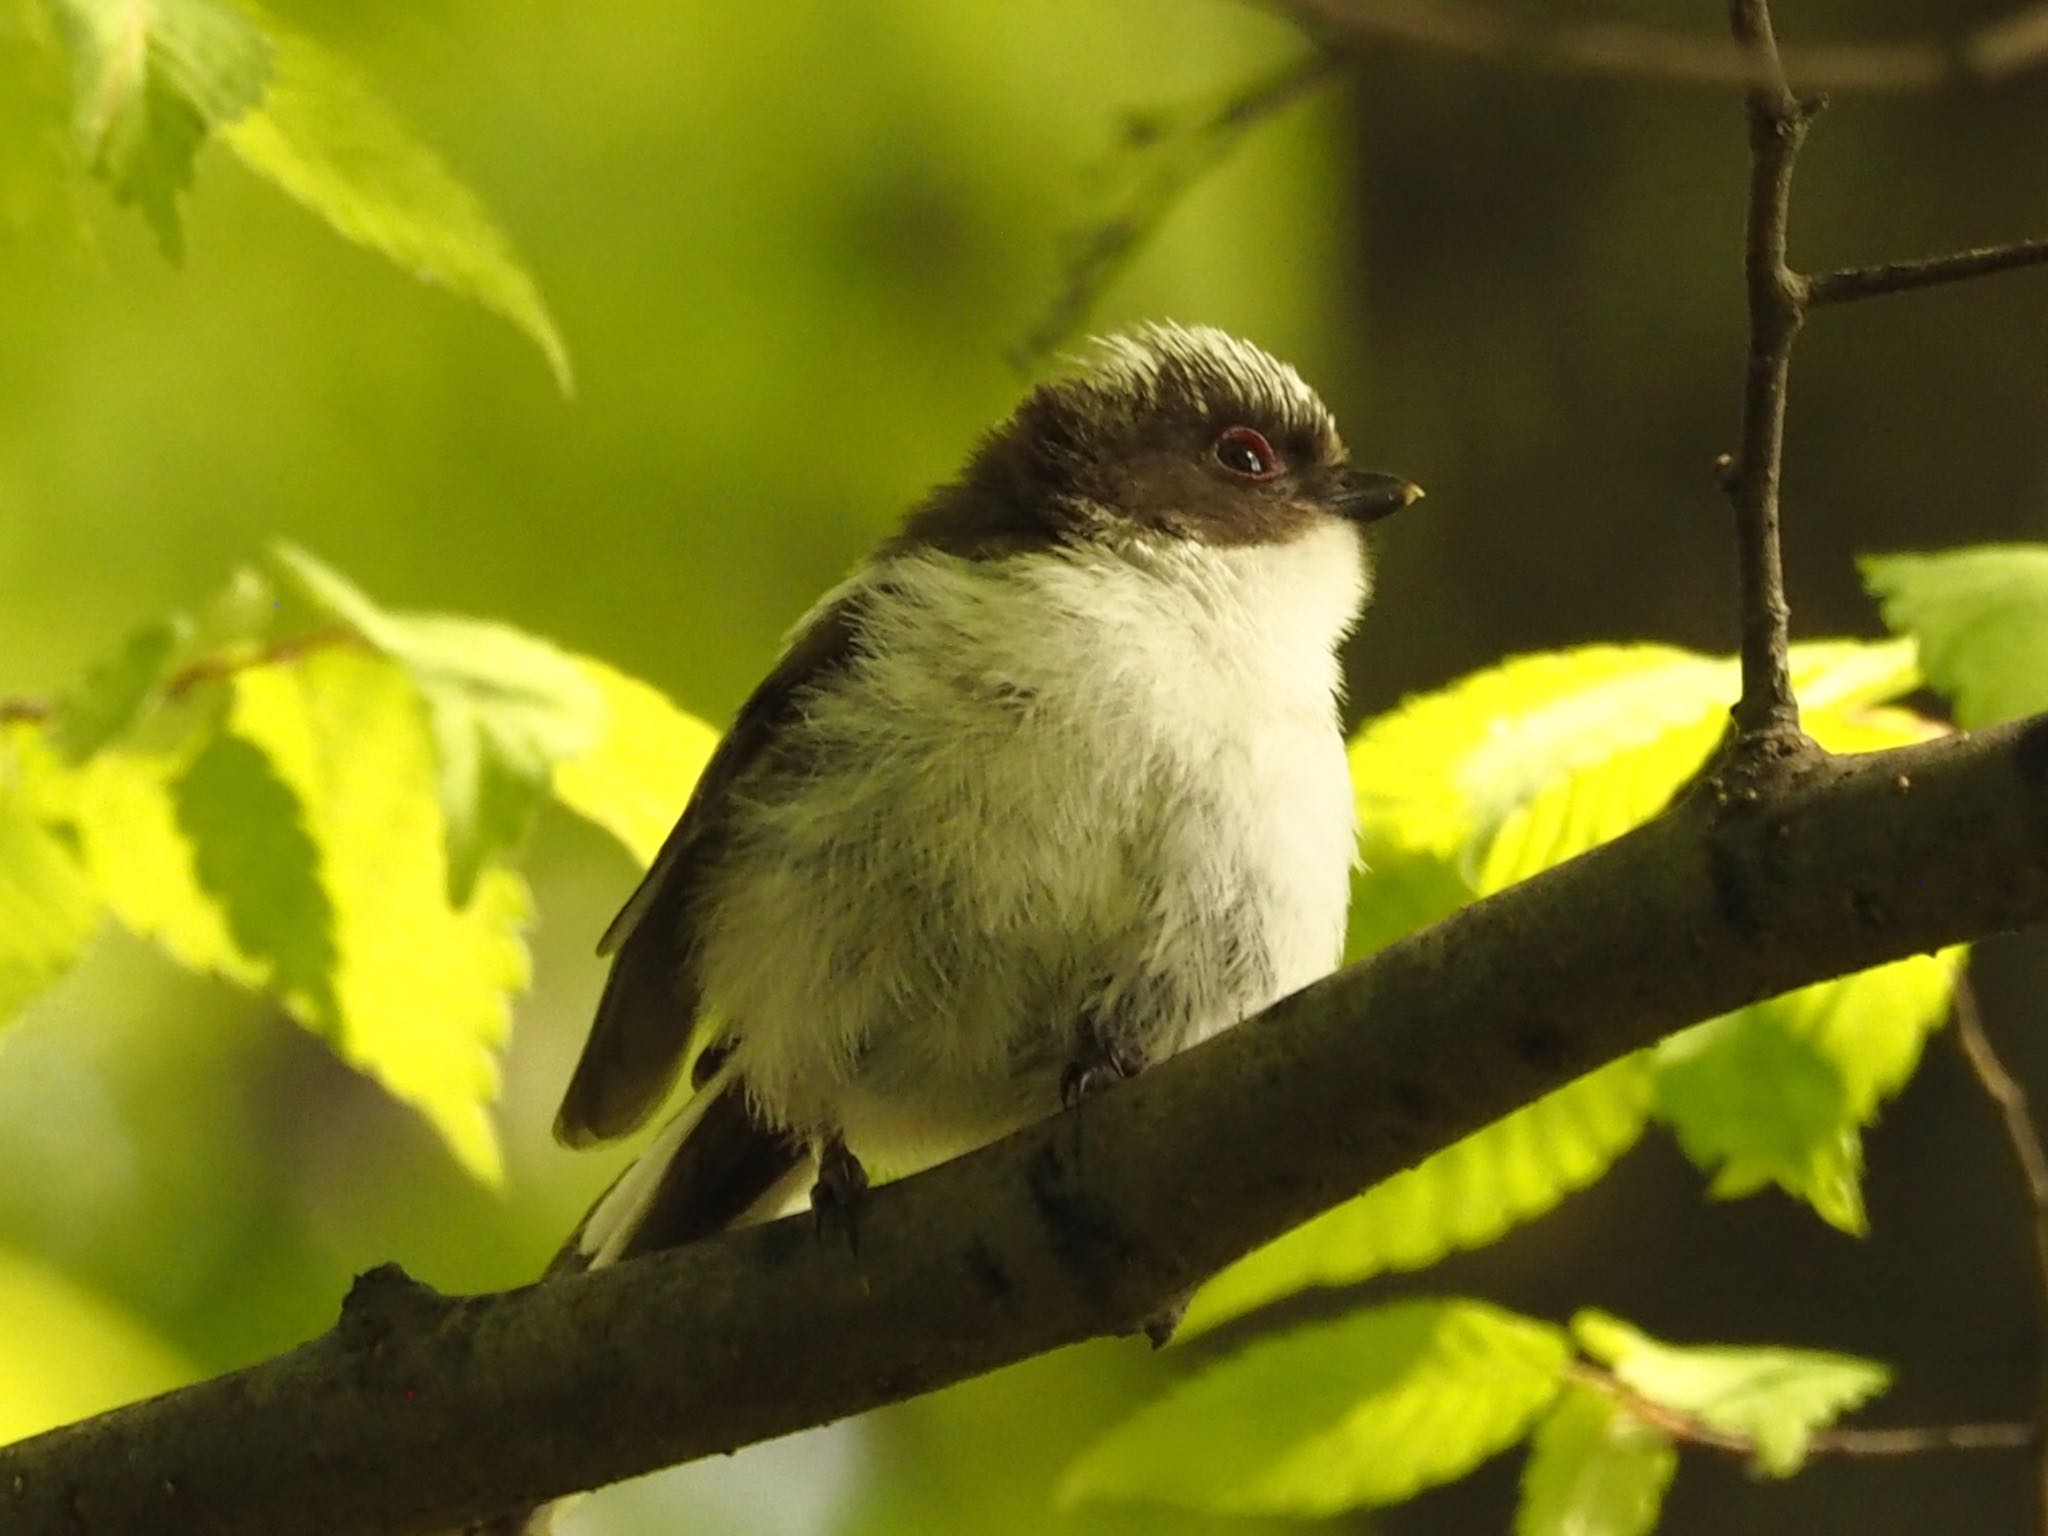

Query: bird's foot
[810,1134,870,1252]
[1060,1034,1145,1109]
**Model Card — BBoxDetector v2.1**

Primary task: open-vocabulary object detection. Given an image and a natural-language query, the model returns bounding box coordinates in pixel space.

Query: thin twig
[1014,48,1340,369]
[161,625,357,701]
[1261,0,2048,93]
[1951,978,2048,1533]
[1571,1363,2035,1461]
[1810,236,2048,305]
[1722,0,1812,745]
[1822,1422,2039,1456]
[0,626,359,733]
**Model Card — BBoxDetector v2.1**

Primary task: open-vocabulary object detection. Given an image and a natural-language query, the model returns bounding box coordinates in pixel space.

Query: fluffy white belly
[692,524,1365,1173]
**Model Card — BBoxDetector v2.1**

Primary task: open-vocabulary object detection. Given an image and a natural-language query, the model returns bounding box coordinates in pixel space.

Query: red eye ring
[1212,425,1280,481]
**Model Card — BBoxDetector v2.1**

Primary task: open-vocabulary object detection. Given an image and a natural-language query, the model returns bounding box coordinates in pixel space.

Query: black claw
[1140,1289,1192,1348]
[810,1136,869,1252]
[1061,1036,1144,1110]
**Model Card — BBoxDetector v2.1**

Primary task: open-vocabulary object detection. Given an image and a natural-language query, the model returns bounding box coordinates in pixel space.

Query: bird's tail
[458,1063,811,1535]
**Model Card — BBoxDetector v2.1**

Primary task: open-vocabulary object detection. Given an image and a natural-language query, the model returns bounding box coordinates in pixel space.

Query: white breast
[693,519,1369,1173]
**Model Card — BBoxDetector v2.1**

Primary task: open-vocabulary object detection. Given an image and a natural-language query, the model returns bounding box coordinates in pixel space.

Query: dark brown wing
[552,594,870,1148]
[544,1081,809,1276]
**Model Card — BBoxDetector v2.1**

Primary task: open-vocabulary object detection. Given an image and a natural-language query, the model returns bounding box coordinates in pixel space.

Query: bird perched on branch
[474,322,1416,1534]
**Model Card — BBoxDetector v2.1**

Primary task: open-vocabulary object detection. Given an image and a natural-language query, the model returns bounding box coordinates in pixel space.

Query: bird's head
[899,323,1420,558]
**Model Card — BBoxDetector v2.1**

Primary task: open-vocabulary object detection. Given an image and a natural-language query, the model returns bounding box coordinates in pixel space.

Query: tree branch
[1570,1363,2035,1461]
[5,716,2047,1536]
[1952,979,2048,1533]
[1809,236,2048,305]
[0,626,359,728]
[1722,0,1813,746]
[1261,0,2048,93]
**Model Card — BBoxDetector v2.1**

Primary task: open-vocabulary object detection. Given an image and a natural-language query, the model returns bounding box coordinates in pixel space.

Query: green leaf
[1061,1299,1568,1516]
[37,649,525,1179]
[273,545,600,904]
[403,617,602,905]
[1863,545,2048,727]
[1347,639,1918,957]
[172,729,336,1017]
[551,655,720,868]
[0,0,89,241]
[222,15,571,390]
[50,737,263,989]
[45,616,190,763]
[227,651,528,1180]
[1572,1311,1889,1476]
[1652,951,1960,1233]
[0,1247,192,1442]
[0,774,98,1029]
[1183,1057,1654,1336]
[51,0,272,257]
[1515,1383,1676,1536]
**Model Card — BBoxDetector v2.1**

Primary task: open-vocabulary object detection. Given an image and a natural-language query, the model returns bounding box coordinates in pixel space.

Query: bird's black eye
[1212,425,1280,481]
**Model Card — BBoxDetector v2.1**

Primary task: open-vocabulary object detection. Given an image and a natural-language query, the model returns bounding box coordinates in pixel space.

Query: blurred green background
[4,0,2048,1531]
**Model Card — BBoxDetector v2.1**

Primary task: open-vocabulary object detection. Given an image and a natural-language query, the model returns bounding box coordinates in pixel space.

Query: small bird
[470,323,1415,1534]
[551,324,1418,1285]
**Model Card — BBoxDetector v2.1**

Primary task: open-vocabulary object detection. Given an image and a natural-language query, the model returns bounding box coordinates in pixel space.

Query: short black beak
[1331,468,1425,524]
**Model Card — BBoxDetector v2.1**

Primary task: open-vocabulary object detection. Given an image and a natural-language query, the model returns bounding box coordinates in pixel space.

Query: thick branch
[5,717,2047,1536]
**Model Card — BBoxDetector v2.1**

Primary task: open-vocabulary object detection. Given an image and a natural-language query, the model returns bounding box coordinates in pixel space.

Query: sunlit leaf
[1183,1058,1653,1336]
[1515,1383,1675,1536]
[0,0,89,241]
[1572,1311,1888,1476]
[45,616,189,763]
[0,1247,191,1441]
[223,15,571,390]
[30,650,521,1178]
[1062,1300,1568,1516]
[172,729,335,1016]
[1652,952,1959,1233]
[0,775,98,1029]
[229,651,528,1180]
[1863,545,2048,727]
[551,655,720,868]
[405,617,602,905]
[54,737,261,989]
[50,0,272,256]
[274,545,600,904]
